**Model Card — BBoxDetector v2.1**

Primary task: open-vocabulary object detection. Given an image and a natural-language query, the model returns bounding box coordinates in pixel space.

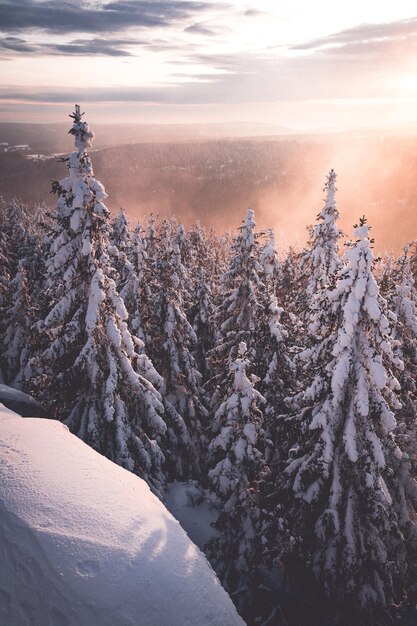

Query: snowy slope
[0,405,244,626]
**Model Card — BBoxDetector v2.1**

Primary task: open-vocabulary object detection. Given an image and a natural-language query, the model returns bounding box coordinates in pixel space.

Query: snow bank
[0,405,244,626]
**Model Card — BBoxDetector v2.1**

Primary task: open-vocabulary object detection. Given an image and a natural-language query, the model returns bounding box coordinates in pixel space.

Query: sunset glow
[1,1,417,129]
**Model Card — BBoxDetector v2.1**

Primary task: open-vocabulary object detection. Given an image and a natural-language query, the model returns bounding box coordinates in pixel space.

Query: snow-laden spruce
[109,207,131,290]
[181,224,217,382]
[259,227,282,290]
[207,342,267,616]
[120,222,147,342]
[285,170,343,341]
[211,208,262,366]
[387,244,417,469]
[28,105,171,496]
[210,209,283,378]
[273,218,417,622]
[301,169,343,297]
[0,202,12,384]
[1,223,46,388]
[189,266,215,383]
[2,258,32,387]
[209,208,291,459]
[144,219,207,478]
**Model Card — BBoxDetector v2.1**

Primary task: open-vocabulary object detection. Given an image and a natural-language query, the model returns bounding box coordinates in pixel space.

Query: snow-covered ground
[0,404,244,626]
[165,480,219,551]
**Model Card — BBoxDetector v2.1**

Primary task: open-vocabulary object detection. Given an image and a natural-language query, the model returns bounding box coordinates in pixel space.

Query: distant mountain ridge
[0,121,300,154]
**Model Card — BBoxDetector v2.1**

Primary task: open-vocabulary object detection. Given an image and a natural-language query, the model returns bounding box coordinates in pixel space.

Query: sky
[1,0,417,130]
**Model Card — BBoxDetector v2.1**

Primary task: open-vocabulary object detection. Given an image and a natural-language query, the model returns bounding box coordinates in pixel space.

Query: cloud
[0,0,224,35]
[0,47,378,105]
[244,9,266,17]
[46,38,138,56]
[291,17,417,54]
[2,33,412,107]
[0,85,168,103]
[0,36,37,53]
[184,23,218,36]
[0,36,141,57]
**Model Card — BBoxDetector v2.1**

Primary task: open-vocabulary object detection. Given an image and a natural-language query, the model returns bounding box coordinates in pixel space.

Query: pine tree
[301,169,343,297]
[109,208,131,290]
[0,201,10,309]
[207,209,292,621]
[276,245,304,340]
[189,266,215,383]
[259,228,282,292]
[2,257,33,387]
[207,341,267,617]
[209,209,289,418]
[145,219,207,477]
[256,227,293,451]
[3,199,28,276]
[210,209,265,371]
[29,105,170,496]
[120,222,147,342]
[267,218,417,624]
[388,244,417,472]
[182,224,216,382]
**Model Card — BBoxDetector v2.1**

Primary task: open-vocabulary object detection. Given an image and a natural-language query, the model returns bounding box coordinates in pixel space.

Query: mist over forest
[1,122,417,252]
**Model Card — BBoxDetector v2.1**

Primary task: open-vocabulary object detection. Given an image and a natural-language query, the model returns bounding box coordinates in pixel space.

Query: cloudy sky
[1,0,417,129]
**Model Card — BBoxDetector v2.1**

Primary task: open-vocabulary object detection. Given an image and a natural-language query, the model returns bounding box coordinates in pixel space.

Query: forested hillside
[2,127,417,252]
[2,107,417,625]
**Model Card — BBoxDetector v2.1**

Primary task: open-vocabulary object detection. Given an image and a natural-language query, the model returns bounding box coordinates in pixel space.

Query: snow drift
[0,404,244,626]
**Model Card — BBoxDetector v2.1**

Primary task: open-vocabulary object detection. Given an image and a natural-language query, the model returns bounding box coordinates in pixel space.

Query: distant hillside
[1,133,417,252]
[0,121,300,155]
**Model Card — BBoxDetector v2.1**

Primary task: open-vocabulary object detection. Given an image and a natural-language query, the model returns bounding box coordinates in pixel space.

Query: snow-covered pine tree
[375,253,395,298]
[181,222,207,311]
[181,224,216,382]
[256,226,293,445]
[2,256,33,387]
[209,209,289,412]
[211,228,233,286]
[172,220,195,316]
[0,201,10,309]
[209,208,264,372]
[0,207,49,386]
[302,169,342,294]
[120,222,147,342]
[267,217,417,624]
[144,218,207,477]
[0,200,37,384]
[275,245,304,340]
[144,212,159,268]
[387,244,417,471]
[206,209,292,622]
[207,341,267,618]
[3,199,28,276]
[259,228,282,293]
[28,105,170,496]
[189,266,215,383]
[109,208,131,290]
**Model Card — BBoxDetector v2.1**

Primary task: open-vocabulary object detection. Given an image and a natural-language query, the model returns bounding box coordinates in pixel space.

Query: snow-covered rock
[0,384,47,418]
[0,405,244,626]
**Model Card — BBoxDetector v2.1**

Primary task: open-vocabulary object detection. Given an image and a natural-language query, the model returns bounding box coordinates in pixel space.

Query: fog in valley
[1,121,417,253]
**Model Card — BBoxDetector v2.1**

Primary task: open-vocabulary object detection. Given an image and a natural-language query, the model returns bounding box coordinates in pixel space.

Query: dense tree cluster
[1,107,417,626]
